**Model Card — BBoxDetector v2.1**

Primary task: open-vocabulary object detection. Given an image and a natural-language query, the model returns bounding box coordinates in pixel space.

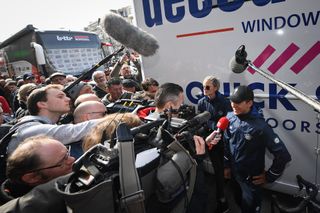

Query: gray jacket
[8,115,100,153]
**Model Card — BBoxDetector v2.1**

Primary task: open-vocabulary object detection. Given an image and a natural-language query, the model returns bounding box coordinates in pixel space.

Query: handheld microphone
[208,116,229,150]
[216,117,229,133]
[229,45,249,73]
[102,13,159,57]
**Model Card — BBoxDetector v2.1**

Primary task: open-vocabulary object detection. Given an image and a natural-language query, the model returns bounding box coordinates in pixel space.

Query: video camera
[60,121,199,213]
[106,99,154,114]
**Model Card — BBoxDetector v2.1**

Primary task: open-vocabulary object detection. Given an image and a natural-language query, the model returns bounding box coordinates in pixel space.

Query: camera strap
[117,123,145,213]
[167,140,197,212]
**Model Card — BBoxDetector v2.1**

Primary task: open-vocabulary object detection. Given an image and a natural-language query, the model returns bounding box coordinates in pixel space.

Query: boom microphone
[102,13,159,56]
[229,45,249,73]
[229,45,320,112]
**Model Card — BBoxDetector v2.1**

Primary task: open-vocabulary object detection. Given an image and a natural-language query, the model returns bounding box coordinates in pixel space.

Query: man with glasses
[71,101,107,158]
[73,101,107,123]
[197,75,232,213]
[1,135,75,200]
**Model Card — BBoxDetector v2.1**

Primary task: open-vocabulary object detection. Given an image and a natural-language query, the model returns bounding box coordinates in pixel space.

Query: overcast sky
[0,0,133,41]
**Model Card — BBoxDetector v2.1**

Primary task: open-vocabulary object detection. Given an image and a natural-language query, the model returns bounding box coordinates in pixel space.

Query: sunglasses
[25,148,70,174]
[203,85,211,90]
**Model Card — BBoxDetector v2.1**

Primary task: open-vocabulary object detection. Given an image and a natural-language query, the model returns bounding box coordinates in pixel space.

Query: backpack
[0,119,46,184]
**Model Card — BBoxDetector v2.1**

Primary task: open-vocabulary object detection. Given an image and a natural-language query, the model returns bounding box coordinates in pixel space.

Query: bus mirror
[31,42,46,65]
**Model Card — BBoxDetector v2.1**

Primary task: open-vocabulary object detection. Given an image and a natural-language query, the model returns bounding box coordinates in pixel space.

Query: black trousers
[208,141,225,200]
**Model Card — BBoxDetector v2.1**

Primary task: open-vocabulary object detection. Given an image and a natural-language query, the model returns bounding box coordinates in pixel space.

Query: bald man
[73,93,101,108]
[70,101,107,158]
[73,101,107,124]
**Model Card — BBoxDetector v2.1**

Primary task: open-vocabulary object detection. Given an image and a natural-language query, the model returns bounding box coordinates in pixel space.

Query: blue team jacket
[224,107,291,182]
[197,91,231,130]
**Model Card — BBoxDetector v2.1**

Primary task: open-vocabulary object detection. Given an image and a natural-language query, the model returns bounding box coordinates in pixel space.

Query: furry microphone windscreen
[229,56,247,74]
[103,13,159,57]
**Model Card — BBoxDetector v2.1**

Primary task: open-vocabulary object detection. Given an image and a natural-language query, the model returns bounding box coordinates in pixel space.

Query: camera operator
[144,82,209,213]
[145,82,184,120]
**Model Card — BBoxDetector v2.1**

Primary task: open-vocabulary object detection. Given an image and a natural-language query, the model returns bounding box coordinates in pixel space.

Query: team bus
[0,24,107,79]
[133,0,320,196]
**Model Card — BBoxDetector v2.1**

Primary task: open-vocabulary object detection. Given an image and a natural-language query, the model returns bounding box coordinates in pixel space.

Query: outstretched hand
[193,135,206,155]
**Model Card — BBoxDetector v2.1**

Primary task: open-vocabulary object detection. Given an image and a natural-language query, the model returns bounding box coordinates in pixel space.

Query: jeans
[234,175,262,213]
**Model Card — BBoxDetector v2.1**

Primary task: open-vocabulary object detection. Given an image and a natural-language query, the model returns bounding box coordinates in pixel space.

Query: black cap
[23,73,34,81]
[230,85,254,103]
[122,79,137,88]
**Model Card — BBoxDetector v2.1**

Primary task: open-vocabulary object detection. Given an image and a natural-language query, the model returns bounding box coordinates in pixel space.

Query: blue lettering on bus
[217,0,244,12]
[317,123,320,134]
[242,11,320,33]
[253,0,285,6]
[269,83,296,111]
[143,0,163,27]
[287,14,300,28]
[223,82,240,97]
[186,81,203,104]
[267,118,318,134]
[266,118,278,128]
[186,82,302,110]
[316,85,320,100]
[248,82,265,109]
[143,0,285,27]
[189,0,212,18]
[301,121,311,133]
[164,0,185,23]
[186,82,319,134]
[283,119,296,131]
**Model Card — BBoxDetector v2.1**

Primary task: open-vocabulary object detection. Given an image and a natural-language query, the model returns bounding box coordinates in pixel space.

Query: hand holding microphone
[206,117,229,150]
[206,130,221,150]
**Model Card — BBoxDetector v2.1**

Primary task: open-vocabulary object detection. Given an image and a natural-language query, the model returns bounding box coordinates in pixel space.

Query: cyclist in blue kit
[221,85,291,213]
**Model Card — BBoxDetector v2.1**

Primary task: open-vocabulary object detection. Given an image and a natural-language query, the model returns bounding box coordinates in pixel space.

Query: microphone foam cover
[229,56,247,74]
[102,13,159,57]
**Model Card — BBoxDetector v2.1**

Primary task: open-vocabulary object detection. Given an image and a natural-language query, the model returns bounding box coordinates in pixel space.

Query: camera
[70,144,119,190]
[177,104,196,120]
